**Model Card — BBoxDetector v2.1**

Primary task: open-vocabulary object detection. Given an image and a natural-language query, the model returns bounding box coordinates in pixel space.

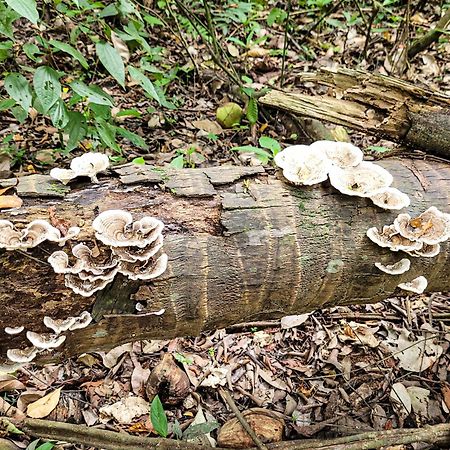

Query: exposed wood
[13,417,450,450]
[259,67,450,159]
[0,162,449,364]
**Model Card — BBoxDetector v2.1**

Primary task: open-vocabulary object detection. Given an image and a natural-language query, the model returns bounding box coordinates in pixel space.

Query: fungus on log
[0,161,449,364]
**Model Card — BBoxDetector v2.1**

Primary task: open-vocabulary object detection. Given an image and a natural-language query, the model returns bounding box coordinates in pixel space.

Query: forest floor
[0,0,449,449]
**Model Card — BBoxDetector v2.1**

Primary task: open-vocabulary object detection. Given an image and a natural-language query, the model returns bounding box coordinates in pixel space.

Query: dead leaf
[192,119,223,135]
[0,398,26,420]
[281,314,310,329]
[111,31,130,63]
[390,383,411,415]
[0,195,22,209]
[442,383,450,410]
[227,42,240,57]
[0,375,26,392]
[101,343,133,368]
[27,388,61,418]
[407,386,430,417]
[99,396,149,424]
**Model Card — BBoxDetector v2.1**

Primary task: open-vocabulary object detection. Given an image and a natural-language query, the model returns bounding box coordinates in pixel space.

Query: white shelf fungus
[0,219,79,250]
[26,331,66,350]
[44,316,77,334]
[7,347,39,363]
[397,276,428,294]
[274,145,332,186]
[68,311,92,331]
[408,243,441,258]
[310,140,363,168]
[4,326,24,335]
[375,258,411,275]
[367,225,423,252]
[370,187,410,210]
[119,253,169,281]
[64,272,117,297]
[394,207,450,245]
[329,161,393,197]
[50,152,110,184]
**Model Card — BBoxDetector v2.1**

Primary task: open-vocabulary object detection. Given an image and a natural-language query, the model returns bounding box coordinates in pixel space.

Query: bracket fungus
[369,187,410,210]
[44,316,76,334]
[397,276,428,294]
[328,161,393,198]
[310,140,363,168]
[7,347,39,363]
[0,219,80,250]
[4,326,24,335]
[367,225,423,253]
[375,258,411,275]
[68,311,92,331]
[119,253,169,281]
[26,331,66,350]
[50,152,110,184]
[274,145,332,186]
[407,243,441,258]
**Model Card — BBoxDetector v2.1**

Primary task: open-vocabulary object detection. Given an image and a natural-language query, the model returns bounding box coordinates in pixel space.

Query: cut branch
[0,162,449,363]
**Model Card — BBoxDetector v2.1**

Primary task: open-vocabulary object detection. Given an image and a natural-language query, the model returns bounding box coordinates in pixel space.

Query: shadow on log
[0,160,449,363]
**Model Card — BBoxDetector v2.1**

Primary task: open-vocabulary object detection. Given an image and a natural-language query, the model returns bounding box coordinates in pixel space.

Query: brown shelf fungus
[397,276,428,294]
[367,225,423,253]
[329,161,393,198]
[370,187,410,210]
[310,140,363,168]
[274,145,332,186]
[7,347,39,363]
[407,243,441,258]
[374,258,411,275]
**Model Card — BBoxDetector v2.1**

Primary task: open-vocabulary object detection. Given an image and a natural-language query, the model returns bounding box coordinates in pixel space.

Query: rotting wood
[0,161,449,364]
[259,67,450,159]
[12,417,450,450]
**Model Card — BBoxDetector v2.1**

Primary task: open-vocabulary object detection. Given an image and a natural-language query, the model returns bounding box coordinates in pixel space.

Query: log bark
[0,161,449,363]
[259,67,450,159]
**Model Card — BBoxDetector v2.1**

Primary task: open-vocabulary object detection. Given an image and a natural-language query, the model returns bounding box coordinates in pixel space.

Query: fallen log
[0,160,449,363]
[259,67,450,159]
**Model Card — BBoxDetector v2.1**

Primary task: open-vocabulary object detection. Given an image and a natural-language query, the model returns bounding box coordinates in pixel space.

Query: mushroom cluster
[48,210,168,297]
[0,219,80,250]
[50,152,110,184]
[274,140,410,210]
[5,311,92,364]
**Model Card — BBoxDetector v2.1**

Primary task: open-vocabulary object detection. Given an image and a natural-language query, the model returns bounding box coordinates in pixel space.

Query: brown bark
[259,67,450,159]
[0,161,449,363]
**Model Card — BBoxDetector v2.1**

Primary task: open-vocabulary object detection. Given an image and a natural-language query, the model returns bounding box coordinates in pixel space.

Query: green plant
[150,395,168,438]
[174,352,193,365]
[26,439,55,450]
[170,146,205,168]
[232,136,282,164]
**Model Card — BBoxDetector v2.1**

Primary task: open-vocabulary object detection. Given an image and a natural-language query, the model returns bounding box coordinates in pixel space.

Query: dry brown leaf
[0,195,22,209]
[0,376,26,392]
[27,387,62,418]
[111,31,130,63]
[192,119,223,135]
[0,397,26,420]
[442,383,450,410]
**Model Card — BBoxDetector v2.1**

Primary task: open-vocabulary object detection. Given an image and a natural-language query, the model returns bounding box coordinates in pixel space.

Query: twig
[408,7,450,58]
[218,388,269,450]
[362,1,379,60]
[280,0,291,87]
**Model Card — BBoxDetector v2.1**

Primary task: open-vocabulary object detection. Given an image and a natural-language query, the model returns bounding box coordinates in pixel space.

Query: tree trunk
[259,67,450,159]
[0,161,449,363]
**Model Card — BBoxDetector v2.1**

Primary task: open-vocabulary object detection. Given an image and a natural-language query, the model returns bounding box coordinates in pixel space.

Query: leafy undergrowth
[1,0,450,448]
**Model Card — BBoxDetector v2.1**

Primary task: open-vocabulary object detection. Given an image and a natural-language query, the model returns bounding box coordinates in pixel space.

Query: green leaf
[33,66,61,114]
[96,41,125,87]
[36,443,55,450]
[246,97,258,125]
[367,145,391,153]
[64,111,86,151]
[267,7,287,26]
[5,0,39,24]
[69,80,114,106]
[150,395,168,438]
[0,41,13,62]
[49,99,70,129]
[128,66,160,104]
[169,155,184,168]
[144,14,164,26]
[232,145,271,164]
[115,126,148,149]
[259,136,281,154]
[23,43,42,62]
[115,108,141,117]
[182,421,220,440]
[49,40,88,69]
[11,105,28,123]
[4,73,32,111]
[95,119,121,153]
[0,98,16,111]
[132,156,145,165]
[0,3,19,39]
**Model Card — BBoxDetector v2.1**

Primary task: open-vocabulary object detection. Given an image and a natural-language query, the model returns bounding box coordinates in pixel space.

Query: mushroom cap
[4,326,24,335]
[367,225,423,252]
[21,220,62,248]
[7,347,39,363]
[43,316,77,334]
[70,152,109,182]
[310,140,363,168]
[370,187,411,210]
[0,220,22,249]
[68,311,92,331]
[329,161,393,197]
[26,331,66,349]
[397,276,428,294]
[92,210,165,248]
[119,252,168,280]
[374,258,410,275]
[407,243,441,258]
[276,146,332,186]
[111,234,164,262]
[64,273,115,297]
[394,207,450,245]
[50,168,77,185]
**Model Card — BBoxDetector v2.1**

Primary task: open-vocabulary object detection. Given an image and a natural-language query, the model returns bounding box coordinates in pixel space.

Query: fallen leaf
[101,343,133,368]
[442,383,450,410]
[0,398,26,420]
[111,31,130,63]
[27,388,61,418]
[281,314,310,329]
[99,396,149,424]
[192,119,223,135]
[390,383,411,415]
[0,195,22,209]
[0,375,26,392]
[407,386,430,416]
